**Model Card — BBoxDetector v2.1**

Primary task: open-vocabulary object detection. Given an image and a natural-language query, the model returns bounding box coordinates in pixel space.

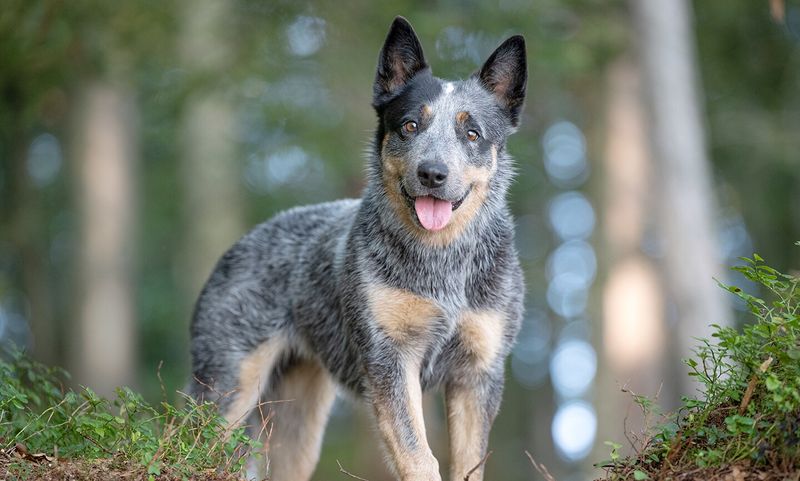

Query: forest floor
[596,452,799,481]
[0,450,244,481]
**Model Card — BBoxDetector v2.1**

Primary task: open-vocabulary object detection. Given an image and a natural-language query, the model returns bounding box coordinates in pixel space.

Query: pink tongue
[414,196,453,231]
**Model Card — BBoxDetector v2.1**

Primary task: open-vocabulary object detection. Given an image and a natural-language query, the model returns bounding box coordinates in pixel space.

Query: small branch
[524,450,557,481]
[337,460,371,481]
[156,360,167,402]
[464,450,493,481]
[78,431,114,456]
[739,356,773,415]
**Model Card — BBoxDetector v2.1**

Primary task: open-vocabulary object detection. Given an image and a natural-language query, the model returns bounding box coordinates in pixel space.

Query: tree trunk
[73,83,138,396]
[178,0,244,302]
[631,0,731,394]
[599,57,668,457]
[5,91,57,363]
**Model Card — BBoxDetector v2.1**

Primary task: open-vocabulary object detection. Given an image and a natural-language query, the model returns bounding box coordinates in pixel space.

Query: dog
[189,16,526,481]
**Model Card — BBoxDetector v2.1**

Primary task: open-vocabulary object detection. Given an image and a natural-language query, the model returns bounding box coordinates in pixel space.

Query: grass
[0,354,260,480]
[599,245,800,480]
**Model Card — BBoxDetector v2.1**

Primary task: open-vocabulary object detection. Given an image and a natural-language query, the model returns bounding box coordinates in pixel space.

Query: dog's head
[372,17,526,244]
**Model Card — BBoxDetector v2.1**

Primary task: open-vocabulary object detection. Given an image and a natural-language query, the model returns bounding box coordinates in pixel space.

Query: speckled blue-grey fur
[189,16,527,481]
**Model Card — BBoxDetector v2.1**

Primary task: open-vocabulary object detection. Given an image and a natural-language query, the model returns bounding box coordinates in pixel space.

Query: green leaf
[147,461,161,475]
[765,375,781,391]
[634,470,649,480]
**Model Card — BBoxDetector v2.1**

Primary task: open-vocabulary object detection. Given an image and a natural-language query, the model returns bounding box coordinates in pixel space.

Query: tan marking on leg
[266,360,337,481]
[367,285,441,344]
[373,361,442,481]
[456,111,470,123]
[446,386,487,481]
[223,336,285,427]
[459,310,505,371]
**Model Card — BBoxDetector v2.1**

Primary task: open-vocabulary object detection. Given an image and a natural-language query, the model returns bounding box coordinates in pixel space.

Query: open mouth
[400,184,471,231]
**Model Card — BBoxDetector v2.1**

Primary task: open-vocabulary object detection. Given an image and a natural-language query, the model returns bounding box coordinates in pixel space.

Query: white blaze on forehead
[443,82,455,95]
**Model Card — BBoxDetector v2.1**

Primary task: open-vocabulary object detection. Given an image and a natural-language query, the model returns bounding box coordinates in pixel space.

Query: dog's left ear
[373,16,429,107]
[476,36,527,127]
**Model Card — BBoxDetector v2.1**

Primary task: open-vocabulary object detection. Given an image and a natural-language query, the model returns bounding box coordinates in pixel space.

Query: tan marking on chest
[367,285,441,343]
[459,310,505,371]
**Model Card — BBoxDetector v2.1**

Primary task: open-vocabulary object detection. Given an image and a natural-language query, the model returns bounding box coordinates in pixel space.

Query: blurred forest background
[1,0,799,480]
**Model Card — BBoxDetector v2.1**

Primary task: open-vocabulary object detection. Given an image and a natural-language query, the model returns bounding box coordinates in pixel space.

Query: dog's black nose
[417,161,448,188]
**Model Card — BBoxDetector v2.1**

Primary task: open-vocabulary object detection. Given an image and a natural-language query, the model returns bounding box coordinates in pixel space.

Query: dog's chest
[365,284,506,376]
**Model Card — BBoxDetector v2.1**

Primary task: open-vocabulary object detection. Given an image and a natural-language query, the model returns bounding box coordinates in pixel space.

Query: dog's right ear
[373,16,428,107]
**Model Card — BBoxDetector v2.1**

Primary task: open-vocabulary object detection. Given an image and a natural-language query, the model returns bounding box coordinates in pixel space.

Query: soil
[0,452,244,481]
[599,460,800,481]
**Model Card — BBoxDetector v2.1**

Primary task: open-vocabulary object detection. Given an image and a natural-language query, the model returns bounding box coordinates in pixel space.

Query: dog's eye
[467,130,480,142]
[403,120,418,134]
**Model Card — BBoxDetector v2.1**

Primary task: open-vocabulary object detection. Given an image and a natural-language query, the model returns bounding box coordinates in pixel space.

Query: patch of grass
[0,353,259,480]
[600,248,800,480]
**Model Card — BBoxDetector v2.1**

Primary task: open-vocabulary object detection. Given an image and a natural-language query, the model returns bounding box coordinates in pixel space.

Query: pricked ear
[477,35,527,127]
[373,16,428,107]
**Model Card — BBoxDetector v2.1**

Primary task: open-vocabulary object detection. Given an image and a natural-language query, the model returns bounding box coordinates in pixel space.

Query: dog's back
[190,199,360,398]
[189,16,526,481]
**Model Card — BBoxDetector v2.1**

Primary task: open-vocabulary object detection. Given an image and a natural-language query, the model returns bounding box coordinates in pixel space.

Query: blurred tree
[74,81,138,396]
[178,0,244,303]
[631,0,732,392]
[0,0,73,365]
[599,56,668,453]
[694,0,800,271]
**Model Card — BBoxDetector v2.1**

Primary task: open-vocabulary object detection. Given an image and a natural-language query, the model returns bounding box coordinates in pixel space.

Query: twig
[739,356,773,415]
[156,360,167,403]
[464,450,493,480]
[254,398,276,474]
[78,431,114,456]
[192,374,226,400]
[337,459,371,481]
[524,450,557,481]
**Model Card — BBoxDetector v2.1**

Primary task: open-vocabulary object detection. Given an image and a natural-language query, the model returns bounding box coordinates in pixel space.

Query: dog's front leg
[445,374,503,481]
[369,358,441,481]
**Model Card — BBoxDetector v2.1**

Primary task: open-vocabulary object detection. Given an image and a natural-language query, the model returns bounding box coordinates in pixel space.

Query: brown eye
[403,120,418,134]
[467,130,480,142]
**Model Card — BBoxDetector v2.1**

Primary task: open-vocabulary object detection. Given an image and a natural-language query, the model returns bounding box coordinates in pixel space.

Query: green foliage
[601,249,800,479]
[0,352,258,477]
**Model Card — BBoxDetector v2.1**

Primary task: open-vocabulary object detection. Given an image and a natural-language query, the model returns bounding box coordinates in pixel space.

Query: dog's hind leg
[191,335,287,428]
[262,358,336,481]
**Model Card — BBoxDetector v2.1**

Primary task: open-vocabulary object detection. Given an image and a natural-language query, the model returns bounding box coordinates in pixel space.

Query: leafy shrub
[0,353,259,478]
[601,246,800,479]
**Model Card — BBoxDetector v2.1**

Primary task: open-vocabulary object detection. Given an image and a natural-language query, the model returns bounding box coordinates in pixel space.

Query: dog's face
[373,17,526,243]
